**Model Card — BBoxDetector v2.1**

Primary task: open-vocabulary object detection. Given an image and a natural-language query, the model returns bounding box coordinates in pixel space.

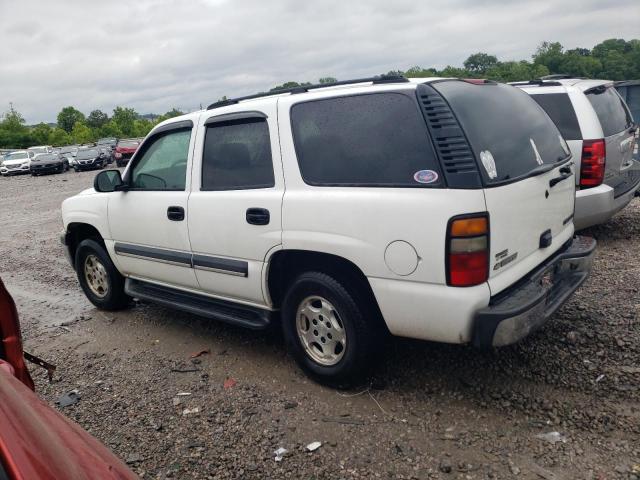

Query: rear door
[434,81,575,295]
[585,85,637,196]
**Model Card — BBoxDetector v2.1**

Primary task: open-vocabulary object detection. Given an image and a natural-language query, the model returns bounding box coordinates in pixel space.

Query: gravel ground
[1,169,639,479]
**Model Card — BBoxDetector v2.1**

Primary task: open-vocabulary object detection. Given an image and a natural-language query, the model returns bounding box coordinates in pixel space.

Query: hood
[2,159,30,166]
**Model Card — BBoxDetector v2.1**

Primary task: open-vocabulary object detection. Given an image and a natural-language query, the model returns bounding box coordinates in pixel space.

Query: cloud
[0,0,636,123]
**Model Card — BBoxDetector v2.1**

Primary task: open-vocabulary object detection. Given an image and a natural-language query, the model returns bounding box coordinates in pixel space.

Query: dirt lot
[1,169,639,479]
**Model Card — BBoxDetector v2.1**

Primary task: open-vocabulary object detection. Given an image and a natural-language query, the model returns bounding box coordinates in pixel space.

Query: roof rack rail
[207,75,409,110]
[510,79,563,87]
[539,74,577,80]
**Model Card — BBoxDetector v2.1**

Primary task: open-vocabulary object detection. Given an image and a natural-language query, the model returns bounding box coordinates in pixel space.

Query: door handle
[167,206,185,221]
[246,208,270,225]
[549,172,572,188]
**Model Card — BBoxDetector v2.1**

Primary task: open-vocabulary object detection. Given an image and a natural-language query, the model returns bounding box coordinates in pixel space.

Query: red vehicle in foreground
[0,278,137,480]
[113,139,140,167]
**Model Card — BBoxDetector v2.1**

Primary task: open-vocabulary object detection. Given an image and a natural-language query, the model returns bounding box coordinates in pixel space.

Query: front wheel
[281,271,381,386]
[75,239,130,310]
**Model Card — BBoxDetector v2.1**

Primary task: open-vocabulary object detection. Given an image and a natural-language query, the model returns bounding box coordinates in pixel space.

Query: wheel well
[66,223,105,269]
[267,250,386,330]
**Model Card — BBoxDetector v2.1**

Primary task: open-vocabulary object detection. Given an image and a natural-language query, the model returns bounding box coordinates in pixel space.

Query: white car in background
[27,145,53,156]
[513,77,639,230]
[0,150,34,176]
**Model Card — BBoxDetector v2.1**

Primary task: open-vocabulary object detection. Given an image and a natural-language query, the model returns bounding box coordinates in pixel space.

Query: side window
[290,93,442,187]
[131,129,191,190]
[530,93,582,140]
[201,118,274,191]
[586,87,632,137]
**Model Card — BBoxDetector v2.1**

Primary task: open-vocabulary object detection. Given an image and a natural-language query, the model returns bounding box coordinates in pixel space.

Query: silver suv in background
[513,78,639,230]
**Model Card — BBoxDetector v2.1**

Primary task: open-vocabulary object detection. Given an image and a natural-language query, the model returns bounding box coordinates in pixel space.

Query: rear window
[529,93,582,140]
[291,93,442,187]
[586,86,633,137]
[433,81,570,185]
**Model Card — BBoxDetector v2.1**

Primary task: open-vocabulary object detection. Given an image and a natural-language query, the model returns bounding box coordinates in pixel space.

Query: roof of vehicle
[27,145,51,149]
[151,75,460,134]
[511,77,612,94]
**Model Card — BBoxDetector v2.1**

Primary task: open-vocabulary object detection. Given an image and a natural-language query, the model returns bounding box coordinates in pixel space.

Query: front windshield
[28,147,47,154]
[5,152,28,161]
[77,149,98,159]
[35,154,56,161]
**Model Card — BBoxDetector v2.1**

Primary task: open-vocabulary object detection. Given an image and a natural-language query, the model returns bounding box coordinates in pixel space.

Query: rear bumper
[574,177,640,230]
[472,235,596,348]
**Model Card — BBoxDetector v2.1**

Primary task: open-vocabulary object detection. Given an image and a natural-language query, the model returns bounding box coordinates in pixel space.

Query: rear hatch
[433,81,575,295]
[585,85,638,196]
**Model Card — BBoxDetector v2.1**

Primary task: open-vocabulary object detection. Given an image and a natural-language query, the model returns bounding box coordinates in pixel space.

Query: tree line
[1,38,637,149]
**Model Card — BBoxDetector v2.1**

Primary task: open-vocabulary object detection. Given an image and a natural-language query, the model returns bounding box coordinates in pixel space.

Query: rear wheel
[281,271,381,386]
[75,239,130,310]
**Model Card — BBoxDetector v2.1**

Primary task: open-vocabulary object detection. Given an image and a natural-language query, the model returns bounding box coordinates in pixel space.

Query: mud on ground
[1,170,639,479]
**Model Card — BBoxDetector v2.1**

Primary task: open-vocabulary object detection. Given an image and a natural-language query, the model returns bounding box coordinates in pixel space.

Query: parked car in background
[63,76,595,384]
[513,78,639,230]
[0,277,137,480]
[97,137,118,149]
[30,153,69,175]
[73,148,106,172]
[114,139,140,167]
[59,145,79,164]
[0,150,34,176]
[26,145,53,156]
[98,145,114,164]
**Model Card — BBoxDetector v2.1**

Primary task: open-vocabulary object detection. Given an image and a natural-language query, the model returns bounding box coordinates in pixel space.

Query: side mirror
[94,169,125,193]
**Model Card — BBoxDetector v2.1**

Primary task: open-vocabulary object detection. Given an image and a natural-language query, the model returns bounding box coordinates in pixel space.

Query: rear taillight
[580,139,606,188]
[447,214,489,287]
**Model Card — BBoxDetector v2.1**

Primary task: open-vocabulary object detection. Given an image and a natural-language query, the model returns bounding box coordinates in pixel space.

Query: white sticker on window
[530,138,543,166]
[480,150,497,179]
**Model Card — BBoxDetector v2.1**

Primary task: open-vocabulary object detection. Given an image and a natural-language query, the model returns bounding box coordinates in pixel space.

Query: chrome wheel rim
[296,296,346,366]
[84,254,109,298]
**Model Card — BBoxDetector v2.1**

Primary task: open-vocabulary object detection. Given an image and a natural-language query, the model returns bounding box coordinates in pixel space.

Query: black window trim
[200,113,276,192]
[289,90,444,189]
[123,120,194,191]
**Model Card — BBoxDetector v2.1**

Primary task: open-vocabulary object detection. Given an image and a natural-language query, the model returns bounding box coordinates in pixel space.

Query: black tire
[75,239,130,310]
[281,271,381,386]
[58,164,64,173]
[73,167,78,172]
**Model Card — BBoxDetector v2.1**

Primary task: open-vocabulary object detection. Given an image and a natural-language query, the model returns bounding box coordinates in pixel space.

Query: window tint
[586,87,633,137]
[131,129,191,190]
[291,93,441,187]
[530,93,582,140]
[201,118,274,190]
[434,81,570,185]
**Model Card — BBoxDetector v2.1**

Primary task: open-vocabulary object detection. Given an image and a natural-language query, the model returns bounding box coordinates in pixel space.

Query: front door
[187,105,284,307]
[108,120,199,290]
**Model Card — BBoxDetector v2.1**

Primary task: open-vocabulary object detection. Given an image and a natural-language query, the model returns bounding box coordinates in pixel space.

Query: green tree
[71,121,93,144]
[463,52,498,74]
[0,104,33,148]
[561,52,601,78]
[404,66,437,78]
[96,120,123,139]
[132,119,154,138]
[57,106,85,133]
[112,107,138,137]
[86,109,109,129]
[48,128,71,146]
[31,122,52,144]
[533,41,565,73]
[319,77,338,84]
[269,81,311,91]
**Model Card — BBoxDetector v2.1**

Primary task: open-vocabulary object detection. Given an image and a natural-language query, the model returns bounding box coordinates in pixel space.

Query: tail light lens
[447,214,489,287]
[580,139,606,188]
[0,279,34,390]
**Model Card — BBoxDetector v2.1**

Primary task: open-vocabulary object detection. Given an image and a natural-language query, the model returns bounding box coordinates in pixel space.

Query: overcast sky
[1,0,637,124]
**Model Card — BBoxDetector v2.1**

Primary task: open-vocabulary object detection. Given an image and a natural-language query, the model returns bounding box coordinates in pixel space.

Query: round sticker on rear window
[413,169,439,184]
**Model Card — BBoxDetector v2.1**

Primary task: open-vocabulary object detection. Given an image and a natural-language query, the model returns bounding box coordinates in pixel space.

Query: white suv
[513,78,639,230]
[0,150,34,176]
[61,77,595,384]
